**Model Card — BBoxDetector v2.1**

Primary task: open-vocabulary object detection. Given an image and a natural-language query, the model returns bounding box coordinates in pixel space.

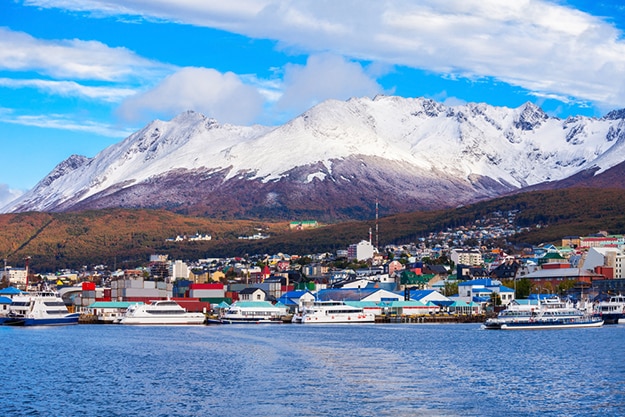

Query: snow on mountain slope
[3,96,624,219]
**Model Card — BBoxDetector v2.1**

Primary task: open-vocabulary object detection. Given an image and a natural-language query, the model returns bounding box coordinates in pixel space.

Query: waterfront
[3,323,624,417]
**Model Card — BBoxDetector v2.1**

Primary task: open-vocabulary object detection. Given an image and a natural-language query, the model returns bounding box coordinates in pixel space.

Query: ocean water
[2,323,624,417]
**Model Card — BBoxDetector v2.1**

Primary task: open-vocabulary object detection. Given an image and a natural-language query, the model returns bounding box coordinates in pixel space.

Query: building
[583,246,625,279]
[238,287,267,302]
[450,249,483,266]
[347,240,375,261]
[170,260,190,280]
[1,267,27,288]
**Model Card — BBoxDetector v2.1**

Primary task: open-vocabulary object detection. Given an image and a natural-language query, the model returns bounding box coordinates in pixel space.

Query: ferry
[296,300,375,324]
[219,301,287,324]
[117,299,206,325]
[483,296,603,330]
[596,294,625,324]
[4,290,80,326]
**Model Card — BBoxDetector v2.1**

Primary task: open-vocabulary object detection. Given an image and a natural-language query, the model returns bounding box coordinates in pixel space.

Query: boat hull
[4,314,80,326]
[118,316,206,325]
[219,317,283,324]
[600,313,625,325]
[499,319,604,330]
[301,313,375,324]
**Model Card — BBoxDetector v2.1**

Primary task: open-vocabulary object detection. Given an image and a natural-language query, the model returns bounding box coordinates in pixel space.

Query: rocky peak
[603,108,625,121]
[39,154,91,187]
[514,102,548,131]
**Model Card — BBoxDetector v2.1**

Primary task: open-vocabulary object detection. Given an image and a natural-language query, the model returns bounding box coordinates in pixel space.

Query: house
[277,290,316,312]
[457,278,515,307]
[520,267,604,290]
[315,288,402,303]
[375,300,436,316]
[87,301,142,323]
[238,287,267,301]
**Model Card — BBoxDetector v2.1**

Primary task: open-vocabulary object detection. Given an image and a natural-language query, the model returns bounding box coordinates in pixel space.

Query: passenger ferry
[4,291,80,326]
[596,294,625,324]
[219,301,287,324]
[483,296,603,330]
[117,299,206,325]
[296,300,375,324]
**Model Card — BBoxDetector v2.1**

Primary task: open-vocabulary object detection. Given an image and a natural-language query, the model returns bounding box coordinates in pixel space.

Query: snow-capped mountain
[4,96,625,220]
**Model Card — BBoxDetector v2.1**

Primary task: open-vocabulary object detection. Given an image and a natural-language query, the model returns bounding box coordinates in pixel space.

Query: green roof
[88,301,143,308]
[231,301,278,308]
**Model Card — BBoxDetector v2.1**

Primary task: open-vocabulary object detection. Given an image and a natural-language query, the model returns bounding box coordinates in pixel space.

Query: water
[2,323,624,417]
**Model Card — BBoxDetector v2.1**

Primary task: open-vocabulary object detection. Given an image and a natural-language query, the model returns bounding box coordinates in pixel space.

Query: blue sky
[2,0,625,206]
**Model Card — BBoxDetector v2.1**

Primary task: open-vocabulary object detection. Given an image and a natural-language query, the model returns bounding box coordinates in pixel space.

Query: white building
[450,249,483,266]
[583,246,625,278]
[170,260,190,280]
[348,240,375,261]
[1,267,28,287]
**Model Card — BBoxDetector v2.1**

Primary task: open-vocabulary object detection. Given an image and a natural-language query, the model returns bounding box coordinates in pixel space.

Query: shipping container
[189,289,225,299]
[82,282,96,291]
[190,283,224,290]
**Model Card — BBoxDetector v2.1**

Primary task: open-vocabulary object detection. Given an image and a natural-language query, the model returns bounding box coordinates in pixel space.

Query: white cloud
[0,184,23,208]
[24,0,625,109]
[276,54,383,116]
[117,67,265,125]
[0,78,135,102]
[0,113,135,137]
[0,27,171,82]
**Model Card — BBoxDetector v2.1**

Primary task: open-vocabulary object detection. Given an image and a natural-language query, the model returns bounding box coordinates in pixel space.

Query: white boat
[4,291,79,326]
[297,300,375,324]
[117,300,206,325]
[483,296,603,330]
[219,301,287,324]
[596,294,625,324]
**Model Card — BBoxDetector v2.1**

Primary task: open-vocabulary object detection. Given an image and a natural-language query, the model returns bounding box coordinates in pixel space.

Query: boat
[4,290,80,326]
[483,296,603,330]
[296,300,375,324]
[596,294,625,324]
[219,301,287,324]
[117,299,206,325]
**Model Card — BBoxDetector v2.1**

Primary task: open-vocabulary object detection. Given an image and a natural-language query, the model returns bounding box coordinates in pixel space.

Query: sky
[2,0,625,206]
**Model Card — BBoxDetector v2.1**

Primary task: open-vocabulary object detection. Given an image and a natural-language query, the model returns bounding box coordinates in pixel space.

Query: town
[0,209,623,326]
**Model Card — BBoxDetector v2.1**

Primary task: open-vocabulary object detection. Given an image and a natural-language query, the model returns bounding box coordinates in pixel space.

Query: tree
[490,292,502,306]
[443,281,458,297]
[515,278,532,299]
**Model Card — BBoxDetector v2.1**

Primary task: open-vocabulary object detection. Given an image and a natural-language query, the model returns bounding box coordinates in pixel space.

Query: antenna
[375,199,379,252]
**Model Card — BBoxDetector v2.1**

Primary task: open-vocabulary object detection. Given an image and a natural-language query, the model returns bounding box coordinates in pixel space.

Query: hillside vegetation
[2,187,625,271]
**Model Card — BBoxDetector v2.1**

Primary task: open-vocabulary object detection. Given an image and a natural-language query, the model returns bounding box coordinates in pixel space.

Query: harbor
[2,321,620,417]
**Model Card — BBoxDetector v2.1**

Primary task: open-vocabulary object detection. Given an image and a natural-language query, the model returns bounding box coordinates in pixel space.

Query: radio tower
[375,199,379,252]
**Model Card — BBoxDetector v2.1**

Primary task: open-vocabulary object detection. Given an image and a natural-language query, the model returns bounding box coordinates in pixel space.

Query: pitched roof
[0,287,22,295]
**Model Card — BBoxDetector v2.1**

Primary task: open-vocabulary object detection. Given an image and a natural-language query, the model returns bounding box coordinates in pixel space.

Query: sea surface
[2,323,624,417]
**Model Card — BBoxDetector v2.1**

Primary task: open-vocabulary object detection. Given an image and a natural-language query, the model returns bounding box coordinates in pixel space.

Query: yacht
[117,299,206,325]
[596,294,625,324]
[483,296,603,330]
[296,300,375,324]
[219,301,287,324]
[4,291,80,326]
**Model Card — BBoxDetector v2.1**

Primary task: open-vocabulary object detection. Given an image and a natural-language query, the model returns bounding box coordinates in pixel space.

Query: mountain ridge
[4,96,625,220]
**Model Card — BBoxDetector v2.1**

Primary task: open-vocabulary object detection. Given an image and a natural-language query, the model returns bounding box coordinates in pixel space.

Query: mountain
[4,96,625,220]
[3,187,625,271]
